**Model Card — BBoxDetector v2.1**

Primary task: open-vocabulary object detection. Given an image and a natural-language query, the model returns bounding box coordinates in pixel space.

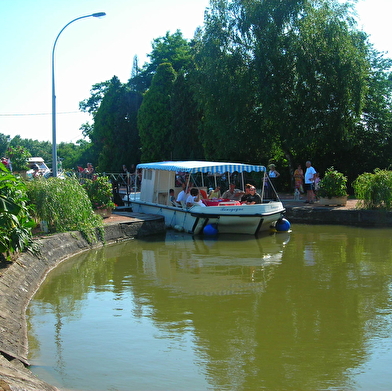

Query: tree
[170,71,204,160]
[6,145,31,172]
[137,63,176,162]
[130,30,192,93]
[90,76,142,171]
[79,81,111,117]
[193,0,374,179]
[192,1,269,162]
[346,48,392,175]
[0,134,11,156]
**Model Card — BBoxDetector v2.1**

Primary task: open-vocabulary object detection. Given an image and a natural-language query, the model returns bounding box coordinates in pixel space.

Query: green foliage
[131,30,192,93]
[89,76,141,171]
[138,63,176,162]
[192,0,383,176]
[9,135,52,165]
[0,134,11,156]
[170,71,204,160]
[0,164,38,258]
[318,167,348,198]
[26,177,103,243]
[7,145,31,172]
[82,176,115,210]
[79,81,111,117]
[352,169,392,209]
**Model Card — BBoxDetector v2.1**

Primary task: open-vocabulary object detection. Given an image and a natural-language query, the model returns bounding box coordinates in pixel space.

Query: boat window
[144,170,152,180]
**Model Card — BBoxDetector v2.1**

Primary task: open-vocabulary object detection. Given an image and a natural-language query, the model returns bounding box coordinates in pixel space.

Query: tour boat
[127,161,287,235]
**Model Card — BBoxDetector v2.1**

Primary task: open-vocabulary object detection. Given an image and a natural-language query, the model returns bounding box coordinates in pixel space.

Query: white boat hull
[129,200,285,235]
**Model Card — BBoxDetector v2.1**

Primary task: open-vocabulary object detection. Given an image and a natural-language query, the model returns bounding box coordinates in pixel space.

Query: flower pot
[318,196,347,206]
[94,207,113,218]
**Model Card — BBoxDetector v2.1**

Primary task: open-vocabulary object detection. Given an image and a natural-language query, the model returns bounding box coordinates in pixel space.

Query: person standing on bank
[293,164,304,193]
[304,161,317,204]
[268,164,280,199]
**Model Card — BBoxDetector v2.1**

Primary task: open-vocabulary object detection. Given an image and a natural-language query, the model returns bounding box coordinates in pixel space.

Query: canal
[27,225,392,390]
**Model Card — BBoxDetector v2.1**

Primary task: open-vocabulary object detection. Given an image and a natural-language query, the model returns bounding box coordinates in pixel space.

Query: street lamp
[51,12,106,177]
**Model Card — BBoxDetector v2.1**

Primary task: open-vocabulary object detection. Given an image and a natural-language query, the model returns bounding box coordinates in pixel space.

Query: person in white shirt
[176,183,190,206]
[186,188,206,208]
[267,164,280,199]
[304,161,317,204]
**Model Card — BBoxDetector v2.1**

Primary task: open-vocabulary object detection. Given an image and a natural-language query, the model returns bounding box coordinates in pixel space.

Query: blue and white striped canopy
[137,161,266,174]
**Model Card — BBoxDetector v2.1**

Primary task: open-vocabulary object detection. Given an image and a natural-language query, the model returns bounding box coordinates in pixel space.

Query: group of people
[173,181,264,208]
[77,163,95,179]
[293,161,319,204]
[174,183,206,208]
[172,160,320,207]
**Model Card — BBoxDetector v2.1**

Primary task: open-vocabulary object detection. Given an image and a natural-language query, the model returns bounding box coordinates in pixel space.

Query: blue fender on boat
[275,218,291,232]
[203,223,219,236]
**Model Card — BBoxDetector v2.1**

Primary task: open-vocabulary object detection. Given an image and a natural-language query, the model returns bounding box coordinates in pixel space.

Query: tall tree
[194,0,373,176]
[91,76,141,171]
[170,71,204,160]
[130,30,192,93]
[192,1,269,163]
[137,63,176,162]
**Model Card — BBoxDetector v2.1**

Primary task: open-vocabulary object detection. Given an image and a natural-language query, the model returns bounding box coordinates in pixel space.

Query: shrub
[26,177,103,243]
[352,169,392,209]
[6,145,31,172]
[318,167,348,198]
[82,176,115,210]
[0,164,38,259]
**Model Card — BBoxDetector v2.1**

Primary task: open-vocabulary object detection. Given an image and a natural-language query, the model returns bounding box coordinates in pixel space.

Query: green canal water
[27,225,392,391]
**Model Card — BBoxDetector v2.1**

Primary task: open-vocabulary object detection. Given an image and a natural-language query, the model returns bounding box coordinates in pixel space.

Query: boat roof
[136,161,266,174]
[27,157,45,162]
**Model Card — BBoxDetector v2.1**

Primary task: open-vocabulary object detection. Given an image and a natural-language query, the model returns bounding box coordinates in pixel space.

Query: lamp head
[92,12,106,17]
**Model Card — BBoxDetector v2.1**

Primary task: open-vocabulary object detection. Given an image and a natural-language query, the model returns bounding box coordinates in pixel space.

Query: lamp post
[51,12,106,177]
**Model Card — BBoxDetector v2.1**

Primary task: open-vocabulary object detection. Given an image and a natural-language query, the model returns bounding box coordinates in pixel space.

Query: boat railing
[99,172,141,193]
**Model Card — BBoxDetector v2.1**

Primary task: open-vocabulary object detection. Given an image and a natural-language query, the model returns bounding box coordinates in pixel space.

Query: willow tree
[251,0,370,173]
[194,0,372,173]
[137,63,176,162]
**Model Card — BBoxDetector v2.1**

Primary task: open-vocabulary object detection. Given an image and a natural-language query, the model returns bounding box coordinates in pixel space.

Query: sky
[0,0,391,144]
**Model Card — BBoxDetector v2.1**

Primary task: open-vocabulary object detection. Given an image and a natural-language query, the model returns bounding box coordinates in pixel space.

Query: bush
[352,169,392,209]
[0,164,38,259]
[318,167,348,198]
[82,176,115,210]
[26,177,103,243]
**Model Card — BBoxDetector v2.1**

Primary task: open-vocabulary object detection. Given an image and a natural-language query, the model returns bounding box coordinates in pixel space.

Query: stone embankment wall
[0,216,164,391]
[284,205,392,227]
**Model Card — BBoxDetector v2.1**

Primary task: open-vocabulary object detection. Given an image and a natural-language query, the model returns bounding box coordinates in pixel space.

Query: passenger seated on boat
[239,184,253,201]
[186,188,206,208]
[169,189,177,206]
[208,186,221,199]
[241,186,262,205]
[221,183,244,200]
[176,183,190,207]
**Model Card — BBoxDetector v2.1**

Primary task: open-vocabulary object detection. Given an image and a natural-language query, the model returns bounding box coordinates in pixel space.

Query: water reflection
[28,226,392,391]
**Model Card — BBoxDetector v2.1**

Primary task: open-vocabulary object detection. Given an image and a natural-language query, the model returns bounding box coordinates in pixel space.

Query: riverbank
[280,195,392,227]
[0,214,164,391]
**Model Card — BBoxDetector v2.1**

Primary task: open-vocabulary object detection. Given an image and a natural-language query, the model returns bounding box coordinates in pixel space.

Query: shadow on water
[27,226,392,391]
